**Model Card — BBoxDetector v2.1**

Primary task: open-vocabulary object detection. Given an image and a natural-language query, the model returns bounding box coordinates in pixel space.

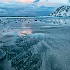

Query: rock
[0,49,6,61]
[49,5,70,17]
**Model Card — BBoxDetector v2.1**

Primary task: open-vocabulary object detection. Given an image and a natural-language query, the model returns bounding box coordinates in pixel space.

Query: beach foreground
[0,17,70,70]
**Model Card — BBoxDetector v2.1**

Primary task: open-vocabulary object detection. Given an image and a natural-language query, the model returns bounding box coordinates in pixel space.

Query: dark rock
[0,49,6,61]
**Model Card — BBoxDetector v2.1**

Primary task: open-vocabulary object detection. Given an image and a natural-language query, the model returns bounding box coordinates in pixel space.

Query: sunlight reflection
[18,29,32,36]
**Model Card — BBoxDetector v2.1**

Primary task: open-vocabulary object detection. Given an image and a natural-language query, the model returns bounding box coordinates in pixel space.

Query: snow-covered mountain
[0,3,55,17]
[49,5,70,17]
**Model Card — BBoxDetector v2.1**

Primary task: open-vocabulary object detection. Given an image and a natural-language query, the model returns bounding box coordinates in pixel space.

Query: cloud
[17,0,34,3]
[34,0,39,2]
[0,0,11,3]
[68,0,70,2]
[0,0,69,7]
[0,0,68,4]
[0,0,34,3]
[48,0,68,4]
[35,0,68,7]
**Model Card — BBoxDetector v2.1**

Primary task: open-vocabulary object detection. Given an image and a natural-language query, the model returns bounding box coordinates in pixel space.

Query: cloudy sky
[0,0,69,7]
[0,0,69,3]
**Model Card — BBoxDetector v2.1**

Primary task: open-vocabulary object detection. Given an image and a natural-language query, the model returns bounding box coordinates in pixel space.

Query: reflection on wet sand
[0,17,70,37]
[18,29,32,36]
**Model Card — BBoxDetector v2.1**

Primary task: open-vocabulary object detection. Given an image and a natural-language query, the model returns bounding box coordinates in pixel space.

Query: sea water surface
[0,17,70,70]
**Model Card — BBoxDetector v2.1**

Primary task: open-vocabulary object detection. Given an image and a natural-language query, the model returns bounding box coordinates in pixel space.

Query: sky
[0,0,69,3]
[0,0,69,7]
[0,0,69,16]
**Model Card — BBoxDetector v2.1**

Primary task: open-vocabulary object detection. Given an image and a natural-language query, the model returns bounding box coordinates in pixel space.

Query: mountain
[49,5,70,17]
[0,3,55,17]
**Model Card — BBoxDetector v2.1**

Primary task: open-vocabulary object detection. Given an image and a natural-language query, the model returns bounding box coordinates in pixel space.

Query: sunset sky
[0,0,69,16]
[0,0,69,7]
[0,0,69,3]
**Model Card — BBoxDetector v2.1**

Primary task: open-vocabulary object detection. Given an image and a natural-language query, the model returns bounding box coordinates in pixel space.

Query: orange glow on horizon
[0,0,34,3]
[17,0,34,3]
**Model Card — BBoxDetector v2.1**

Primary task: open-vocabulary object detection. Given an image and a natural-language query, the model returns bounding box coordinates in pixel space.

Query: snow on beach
[0,17,70,70]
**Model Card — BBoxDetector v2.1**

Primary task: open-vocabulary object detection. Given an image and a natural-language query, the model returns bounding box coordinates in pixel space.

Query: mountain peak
[49,5,70,16]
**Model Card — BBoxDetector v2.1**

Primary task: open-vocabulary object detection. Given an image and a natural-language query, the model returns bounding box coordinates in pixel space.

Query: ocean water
[0,17,70,70]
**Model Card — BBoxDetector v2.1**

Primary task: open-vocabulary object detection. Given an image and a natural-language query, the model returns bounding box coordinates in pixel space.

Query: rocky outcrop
[0,49,6,61]
[50,5,70,17]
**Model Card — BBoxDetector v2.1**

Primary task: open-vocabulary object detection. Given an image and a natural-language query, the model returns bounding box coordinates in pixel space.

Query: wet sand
[0,17,70,70]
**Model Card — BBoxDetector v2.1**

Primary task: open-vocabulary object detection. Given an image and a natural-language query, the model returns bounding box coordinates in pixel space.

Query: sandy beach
[0,17,70,70]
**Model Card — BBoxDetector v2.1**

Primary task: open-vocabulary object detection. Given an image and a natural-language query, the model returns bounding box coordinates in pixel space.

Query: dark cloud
[34,0,39,2]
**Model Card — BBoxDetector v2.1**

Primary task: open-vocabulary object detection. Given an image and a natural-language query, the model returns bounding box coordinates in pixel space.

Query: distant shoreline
[0,16,70,19]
